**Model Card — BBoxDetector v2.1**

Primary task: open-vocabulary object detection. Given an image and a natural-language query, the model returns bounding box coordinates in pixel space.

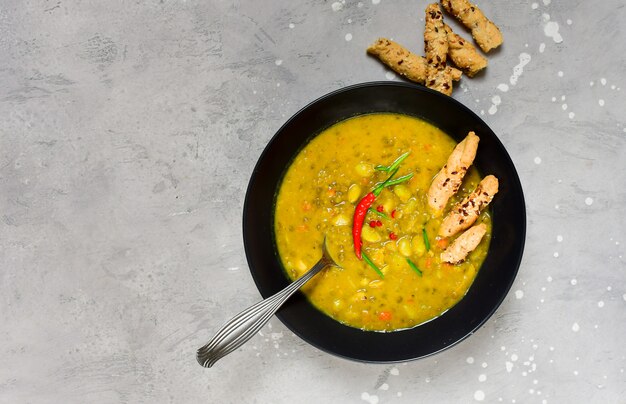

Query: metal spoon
[196,238,338,368]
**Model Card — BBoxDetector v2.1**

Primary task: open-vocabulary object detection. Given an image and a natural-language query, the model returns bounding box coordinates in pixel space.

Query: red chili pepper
[352,192,377,259]
[376,220,383,227]
[369,220,377,228]
[389,232,397,240]
[352,160,414,261]
[376,205,384,212]
[391,209,397,219]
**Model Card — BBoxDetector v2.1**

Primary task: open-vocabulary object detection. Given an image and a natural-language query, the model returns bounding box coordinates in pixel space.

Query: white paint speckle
[571,278,578,285]
[598,99,605,107]
[534,156,542,165]
[379,383,389,391]
[348,18,352,24]
[478,374,487,382]
[497,83,509,92]
[331,2,344,11]
[505,362,513,372]
[556,235,563,242]
[598,301,604,308]
[531,2,539,9]
[557,71,564,77]
[568,112,575,119]
[361,392,379,404]
[511,354,519,362]
[390,367,399,376]
[553,252,559,258]
[385,71,395,80]
[561,95,566,101]
[601,78,607,85]
[467,356,475,364]
[510,53,531,85]
[547,276,553,282]
[345,33,353,41]
[585,197,594,206]
[572,322,580,332]
[590,81,594,86]
[488,105,498,115]
[515,290,524,299]
[482,362,488,368]
[539,43,546,53]
[275,59,283,66]
[372,0,381,4]
[289,23,295,29]
[474,390,485,401]
[561,103,567,110]
[543,0,551,5]
[397,392,402,397]
[543,14,563,43]
[607,286,612,291]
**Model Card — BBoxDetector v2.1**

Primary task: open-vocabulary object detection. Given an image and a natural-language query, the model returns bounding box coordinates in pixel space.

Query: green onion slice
[362,252,384,279]
[406,258,423,276]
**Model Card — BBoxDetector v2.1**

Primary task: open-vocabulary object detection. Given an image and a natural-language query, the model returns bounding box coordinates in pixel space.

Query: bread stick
[427,131,480,212]
[441,0,503,53]
[424,3,453,95]
[441,223,487,264]
[444,24,487,77]
[439,174,498,237]
[367,38,463,84]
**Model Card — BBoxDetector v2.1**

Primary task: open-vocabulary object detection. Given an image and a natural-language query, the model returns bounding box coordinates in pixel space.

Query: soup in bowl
[243,82,525,362]
[274,113,491,331]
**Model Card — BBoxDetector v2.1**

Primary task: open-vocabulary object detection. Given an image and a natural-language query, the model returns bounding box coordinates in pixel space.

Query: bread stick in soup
[427,131,480,212]
[439,174,498,238]
[441,223,487,264]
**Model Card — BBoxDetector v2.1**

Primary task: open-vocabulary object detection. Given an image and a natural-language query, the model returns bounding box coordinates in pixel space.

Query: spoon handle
[196,257,329,368]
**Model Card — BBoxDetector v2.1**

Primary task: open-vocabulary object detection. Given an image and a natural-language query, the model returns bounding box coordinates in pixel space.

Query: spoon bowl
[196,238,337,368]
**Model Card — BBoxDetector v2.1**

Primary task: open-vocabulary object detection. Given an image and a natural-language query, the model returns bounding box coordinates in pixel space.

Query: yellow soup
[274,113,491,331]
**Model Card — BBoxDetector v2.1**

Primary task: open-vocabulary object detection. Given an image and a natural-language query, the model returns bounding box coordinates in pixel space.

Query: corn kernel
[393,184,411,202]
[347,184,362,203]
[362,226,381,242]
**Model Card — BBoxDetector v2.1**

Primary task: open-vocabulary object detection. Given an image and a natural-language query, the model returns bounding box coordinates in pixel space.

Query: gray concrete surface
[1,0,625,402]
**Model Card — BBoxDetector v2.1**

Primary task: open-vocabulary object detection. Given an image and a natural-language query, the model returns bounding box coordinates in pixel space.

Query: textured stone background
[1,0,625,403]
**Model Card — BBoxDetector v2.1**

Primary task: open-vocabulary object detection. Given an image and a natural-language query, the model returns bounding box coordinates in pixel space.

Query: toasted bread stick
[439,175,498,237]
[367,38,463,84]
[444,24,487,77]
[424,3,453,95]
[441,223,487,263]
[441,0,503,52]
[427,131,480,213]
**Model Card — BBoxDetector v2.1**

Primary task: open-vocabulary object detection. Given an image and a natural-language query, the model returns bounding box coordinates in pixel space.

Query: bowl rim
[242,81,526,363]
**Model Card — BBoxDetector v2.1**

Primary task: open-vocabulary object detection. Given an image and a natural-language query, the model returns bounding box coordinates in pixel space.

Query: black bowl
[242,82,525,363]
